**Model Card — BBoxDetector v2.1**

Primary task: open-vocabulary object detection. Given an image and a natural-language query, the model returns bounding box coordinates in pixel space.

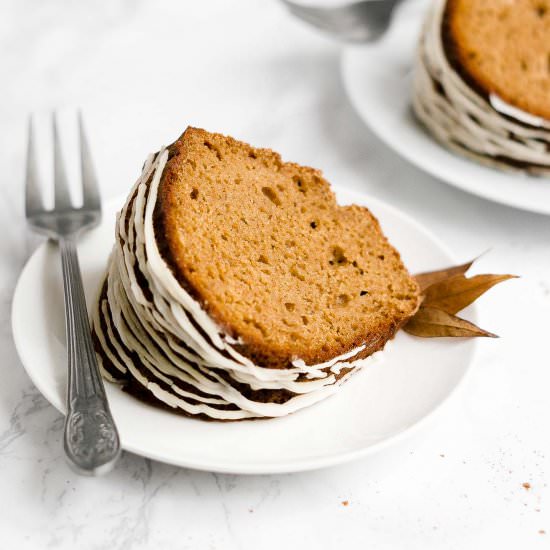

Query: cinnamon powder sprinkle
[341,500,349,507]
[522,482,531,490]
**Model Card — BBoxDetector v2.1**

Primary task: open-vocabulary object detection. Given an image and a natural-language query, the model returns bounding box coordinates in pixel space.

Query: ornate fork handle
[60,236,120,475]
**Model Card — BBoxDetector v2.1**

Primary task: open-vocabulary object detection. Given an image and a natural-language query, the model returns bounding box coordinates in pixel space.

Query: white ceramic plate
[341,0,550,215]
[12,190,476,474]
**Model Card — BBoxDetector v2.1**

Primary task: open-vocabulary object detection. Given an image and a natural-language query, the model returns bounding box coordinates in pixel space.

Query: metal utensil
[25,113,121,476]
[281,0,403,42]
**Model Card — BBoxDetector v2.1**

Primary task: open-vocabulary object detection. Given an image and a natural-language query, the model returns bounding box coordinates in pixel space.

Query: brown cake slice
[442,0,550,120]
[154,127,420,369]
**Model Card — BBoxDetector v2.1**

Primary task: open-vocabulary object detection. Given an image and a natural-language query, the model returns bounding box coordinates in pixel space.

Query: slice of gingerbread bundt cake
[443,0,550,121]
[92,127,420,420]
[413,0,550,175]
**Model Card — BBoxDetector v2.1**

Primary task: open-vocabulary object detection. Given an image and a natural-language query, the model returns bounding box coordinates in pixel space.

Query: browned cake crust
[442,0,550,121]
[154,127,420,369]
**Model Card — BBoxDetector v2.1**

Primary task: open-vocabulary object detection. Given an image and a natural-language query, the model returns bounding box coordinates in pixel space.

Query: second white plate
[341,0,550,215]
[12,189,476,474]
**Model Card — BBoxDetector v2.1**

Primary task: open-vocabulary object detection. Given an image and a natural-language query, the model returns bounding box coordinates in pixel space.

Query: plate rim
[12,190,477,474]
[340,10,550,216]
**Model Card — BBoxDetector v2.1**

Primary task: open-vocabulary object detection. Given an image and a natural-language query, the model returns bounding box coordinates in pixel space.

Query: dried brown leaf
[415,259,475,291]
[422,273,517,314]
[404,306,497,338]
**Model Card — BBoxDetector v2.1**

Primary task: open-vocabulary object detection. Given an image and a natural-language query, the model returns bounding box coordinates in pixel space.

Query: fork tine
[78,112,101,211]
[53,114,73,210]
[25,115,43,216]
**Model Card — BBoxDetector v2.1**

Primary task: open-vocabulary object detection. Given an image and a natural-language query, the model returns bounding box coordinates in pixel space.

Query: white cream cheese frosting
[92,149,389,420]
[412,0,550,176]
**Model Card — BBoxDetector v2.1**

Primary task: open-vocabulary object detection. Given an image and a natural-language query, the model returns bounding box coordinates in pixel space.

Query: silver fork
[281,0,403,42]
[25,114,120,476]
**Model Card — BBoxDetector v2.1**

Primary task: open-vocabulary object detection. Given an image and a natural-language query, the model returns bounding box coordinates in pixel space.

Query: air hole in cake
[244,317,267,336]
[284,302,295,312]
[261,186,281,206]
[203,141,222,160]
[520,59,528,71]
[290,267,305,281]
[336,294,350,307]
[535,4,547,17]
[190,188,199,200]
[248,151,257,159]
[258,254,270,265]
[310,221,318,229]
[378,254,385,261]
[360,290,368,296]
[294,176,306,193]
[331,246,348,265]
[301,315,309,325]
[285,239,296,248]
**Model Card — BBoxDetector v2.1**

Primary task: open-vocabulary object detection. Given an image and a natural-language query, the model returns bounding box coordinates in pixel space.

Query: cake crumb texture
[156,127,420,367]
[443,0,550,120]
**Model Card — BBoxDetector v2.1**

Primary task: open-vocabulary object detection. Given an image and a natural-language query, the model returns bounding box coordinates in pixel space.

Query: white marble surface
[1,0,549,548]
